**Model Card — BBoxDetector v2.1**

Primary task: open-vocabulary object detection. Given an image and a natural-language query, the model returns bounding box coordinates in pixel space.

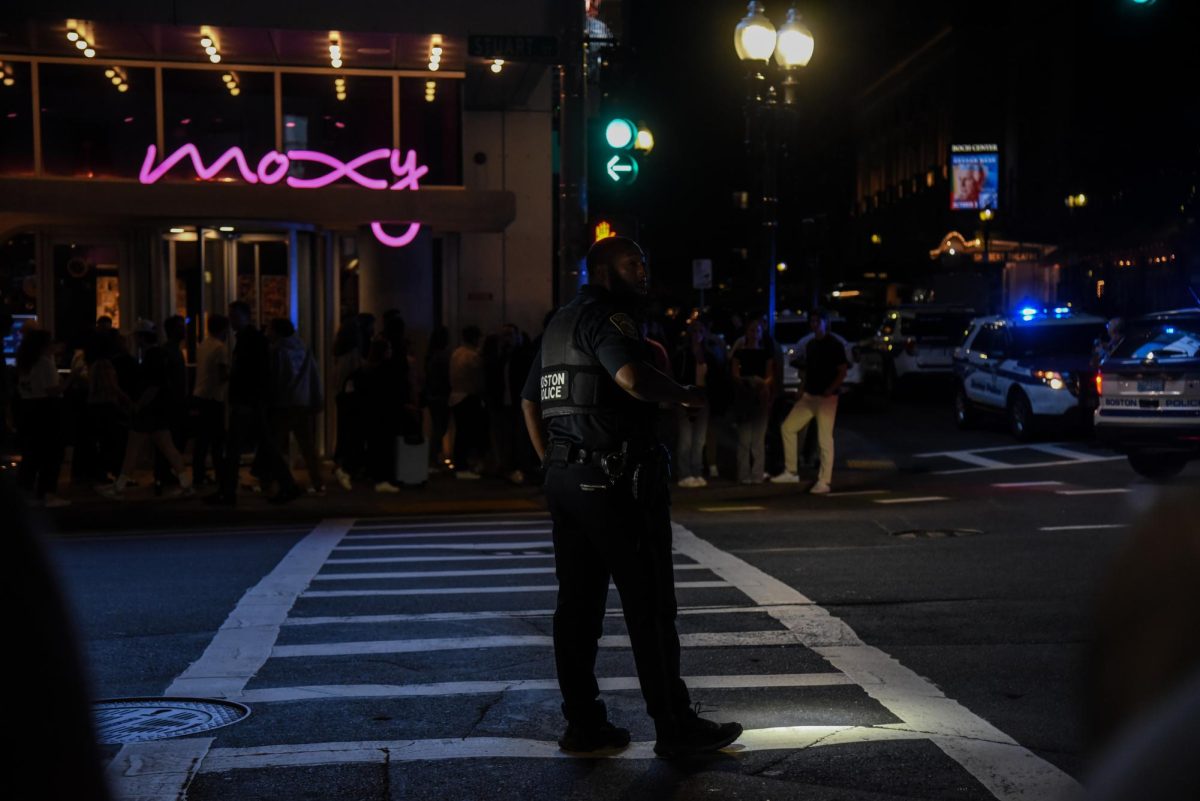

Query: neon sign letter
[139,144,428,247]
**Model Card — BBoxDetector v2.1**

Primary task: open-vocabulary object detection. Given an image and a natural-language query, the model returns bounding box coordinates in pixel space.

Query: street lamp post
[734,2,813,337]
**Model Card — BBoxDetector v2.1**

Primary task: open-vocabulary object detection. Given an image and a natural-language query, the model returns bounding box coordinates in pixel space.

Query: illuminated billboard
[950,144,999,211]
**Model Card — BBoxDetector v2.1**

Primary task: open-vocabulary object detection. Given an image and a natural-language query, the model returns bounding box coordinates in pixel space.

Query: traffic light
[599,116,639,186]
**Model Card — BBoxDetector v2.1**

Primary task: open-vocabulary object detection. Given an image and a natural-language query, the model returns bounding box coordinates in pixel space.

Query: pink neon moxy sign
[139,144,426,247]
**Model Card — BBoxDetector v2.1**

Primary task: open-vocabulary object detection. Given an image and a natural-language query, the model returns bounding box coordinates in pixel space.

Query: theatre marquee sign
[138,143,427,247]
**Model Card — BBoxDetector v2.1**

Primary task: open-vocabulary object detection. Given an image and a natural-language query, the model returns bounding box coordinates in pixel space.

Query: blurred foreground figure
[1084,489,1200,800]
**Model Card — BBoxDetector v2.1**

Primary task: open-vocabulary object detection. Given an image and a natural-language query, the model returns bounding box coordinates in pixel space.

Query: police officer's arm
[519,356,547,461]
[614,362,705,407]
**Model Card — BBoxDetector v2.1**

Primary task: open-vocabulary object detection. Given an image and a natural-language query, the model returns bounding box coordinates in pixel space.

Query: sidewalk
[36,453,899,536]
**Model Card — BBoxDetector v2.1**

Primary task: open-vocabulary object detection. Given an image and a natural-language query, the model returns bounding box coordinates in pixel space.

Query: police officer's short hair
[587,236,641,277]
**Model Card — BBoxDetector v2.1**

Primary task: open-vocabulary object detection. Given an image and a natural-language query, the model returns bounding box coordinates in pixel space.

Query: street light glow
[774,8,814,68]
[734,2,777,61]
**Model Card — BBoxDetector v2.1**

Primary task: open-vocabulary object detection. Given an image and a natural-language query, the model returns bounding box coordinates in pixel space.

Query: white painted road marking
[234,673,854,703]
[1055,488,1131,496]
[301,580,730,598]
[281,603,803,627]
[915,442,1123,475]
[311,563,709,580]
[698,505,767,512]
[106,518,354,801]
[992,481,1063,488]
[344,528,552,541]
[271,630,806,658]
[334,540,551,552]
[1039,524,1128,531]
[669,524,1079,800]
[873,496,950,505]
[353,518,549,531]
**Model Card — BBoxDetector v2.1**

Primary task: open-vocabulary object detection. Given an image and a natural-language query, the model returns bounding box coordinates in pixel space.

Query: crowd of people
[0,301,847,506]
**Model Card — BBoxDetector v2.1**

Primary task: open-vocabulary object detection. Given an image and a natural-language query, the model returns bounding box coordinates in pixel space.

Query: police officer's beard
[609,274,649,312]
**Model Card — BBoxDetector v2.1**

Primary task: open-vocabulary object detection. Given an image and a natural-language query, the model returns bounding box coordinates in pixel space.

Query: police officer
[520,237,743,758]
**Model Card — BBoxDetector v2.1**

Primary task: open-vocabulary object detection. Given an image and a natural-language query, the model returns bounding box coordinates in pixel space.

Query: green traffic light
[604,118,637,150]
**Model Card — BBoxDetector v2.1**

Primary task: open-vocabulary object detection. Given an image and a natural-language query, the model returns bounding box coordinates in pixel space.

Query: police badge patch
[609,313,640,339]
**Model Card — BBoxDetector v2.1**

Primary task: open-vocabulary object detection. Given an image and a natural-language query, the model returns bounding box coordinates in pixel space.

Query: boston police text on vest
[541,370,569,401]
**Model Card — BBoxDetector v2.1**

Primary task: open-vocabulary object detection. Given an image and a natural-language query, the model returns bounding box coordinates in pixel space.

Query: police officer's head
[587,236,647,301]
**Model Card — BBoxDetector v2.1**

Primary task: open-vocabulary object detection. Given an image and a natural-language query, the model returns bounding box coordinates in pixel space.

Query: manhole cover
[93,698,251,744]
[891,528,982,539]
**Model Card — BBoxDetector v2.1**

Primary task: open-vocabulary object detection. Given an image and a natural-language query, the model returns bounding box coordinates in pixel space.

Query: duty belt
[544,440,630,478]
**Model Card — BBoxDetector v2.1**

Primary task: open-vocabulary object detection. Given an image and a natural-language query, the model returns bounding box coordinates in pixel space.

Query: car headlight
[1033,370,1066,391]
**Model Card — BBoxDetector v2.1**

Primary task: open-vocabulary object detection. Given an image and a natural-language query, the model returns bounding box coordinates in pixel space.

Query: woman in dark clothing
[353,337,406,493]
[423,326,452,468]
[673,318,719,488]
[15,328,69,507]
[332,318,365,489]
[730,319,776,483]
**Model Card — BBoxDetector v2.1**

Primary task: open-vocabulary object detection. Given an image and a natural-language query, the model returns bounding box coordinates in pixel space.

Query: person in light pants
[772,309,847,494]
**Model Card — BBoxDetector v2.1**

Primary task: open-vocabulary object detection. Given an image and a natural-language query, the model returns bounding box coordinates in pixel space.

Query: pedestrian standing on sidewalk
[731,319,775,484]
[353,336,404,493]
[422,326,452,470]
[15,328,70,507]
[101,322,192,499]
[264,318,325,504]
[192,314,231,489]
[154,315,190,495]
[205,301,269,506]
[673,317,716,488]
[331,317,365,491]
[772,308,848,494]
[520,235,742,759]
[449,325,486,479]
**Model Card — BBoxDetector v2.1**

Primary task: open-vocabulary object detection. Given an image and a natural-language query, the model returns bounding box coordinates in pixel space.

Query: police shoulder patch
[609,313,640,339]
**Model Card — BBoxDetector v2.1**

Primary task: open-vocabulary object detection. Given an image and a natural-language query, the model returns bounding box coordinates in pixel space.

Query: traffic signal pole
[557,5,588,306]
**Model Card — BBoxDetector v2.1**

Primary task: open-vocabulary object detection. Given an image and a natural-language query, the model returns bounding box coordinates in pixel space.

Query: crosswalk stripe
[312,564,710,581]
[326,554,554,565]
[334,541,552,552]
[352,519,549,531]
[992,480,1062,488]
[1039,524,1127,531]
[873,496,949,504]
[200,727,928,771]
[301,580,730,598]
[271,630,803,658]
[234,673,855,703]
[1055,488,1131,496]
[282,603,806,627]
[344,528,552,541]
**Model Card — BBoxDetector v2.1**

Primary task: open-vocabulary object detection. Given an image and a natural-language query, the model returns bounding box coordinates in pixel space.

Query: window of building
[39,63,155,178]
[162,68,275,181]
[53,243,121,352]
[0,60,34,175]
[281,73,392,178]
[0,233,36,317]
[401,77,461,186]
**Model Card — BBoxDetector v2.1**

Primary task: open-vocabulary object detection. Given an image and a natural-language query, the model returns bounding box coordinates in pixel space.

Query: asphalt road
[42,390,1200,800]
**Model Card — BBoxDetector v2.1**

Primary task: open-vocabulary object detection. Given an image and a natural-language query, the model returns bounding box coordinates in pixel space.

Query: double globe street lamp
[733,2,813,334]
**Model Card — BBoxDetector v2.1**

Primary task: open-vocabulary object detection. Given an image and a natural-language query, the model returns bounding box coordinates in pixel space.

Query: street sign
[692,259,713,290]
[467,35,560,63]
[605,154,639,184]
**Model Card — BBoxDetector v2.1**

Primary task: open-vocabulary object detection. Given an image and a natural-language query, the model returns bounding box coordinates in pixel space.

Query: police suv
[953,307,1107,440]
[1094,308,1200,479]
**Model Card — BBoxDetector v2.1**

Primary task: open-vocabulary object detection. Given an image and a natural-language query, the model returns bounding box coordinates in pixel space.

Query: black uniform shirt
[804,334,849,396]
[521,285,657,452]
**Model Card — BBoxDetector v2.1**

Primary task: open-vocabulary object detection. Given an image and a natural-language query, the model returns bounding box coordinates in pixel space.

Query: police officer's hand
[681,385,707,409]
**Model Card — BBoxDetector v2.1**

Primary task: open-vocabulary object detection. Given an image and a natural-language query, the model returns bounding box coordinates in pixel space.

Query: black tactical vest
[539,295,620,418]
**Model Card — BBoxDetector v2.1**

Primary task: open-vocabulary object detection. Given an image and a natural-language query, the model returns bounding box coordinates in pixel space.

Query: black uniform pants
[544,464,691,728]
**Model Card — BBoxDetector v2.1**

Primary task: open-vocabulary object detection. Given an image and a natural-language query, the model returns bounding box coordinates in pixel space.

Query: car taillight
[905,338,916,355]
[1095,372,1103,396]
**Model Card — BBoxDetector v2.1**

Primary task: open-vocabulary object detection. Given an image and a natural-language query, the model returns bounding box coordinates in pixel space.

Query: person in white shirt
[192,314,231,487]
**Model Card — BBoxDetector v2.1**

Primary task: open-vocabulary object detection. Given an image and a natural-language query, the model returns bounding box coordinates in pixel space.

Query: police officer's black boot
[653,706,743,759]
[557,700,631,754]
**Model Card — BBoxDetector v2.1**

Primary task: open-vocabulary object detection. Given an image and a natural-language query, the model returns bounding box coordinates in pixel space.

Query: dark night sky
[609,0,1198,303]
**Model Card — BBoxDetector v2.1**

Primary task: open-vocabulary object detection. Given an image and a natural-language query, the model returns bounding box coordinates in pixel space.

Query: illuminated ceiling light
[230,87,240,96]
[2,78,13,87]
[84,48,96,58]
[490,58,504,74]
[209,53,221,63]
[169,228,186,234]
[76,40,88,50]
[428,62,440,71]
[67,31,80,42]
[104,68,115,78]
[117,84,128,92]
[200,36,213,47]
[219,226,235,232]
[205,45,217,55]
[431,45,443,56]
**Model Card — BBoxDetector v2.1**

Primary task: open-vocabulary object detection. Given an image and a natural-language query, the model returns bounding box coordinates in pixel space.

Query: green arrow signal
[606,154,639,184]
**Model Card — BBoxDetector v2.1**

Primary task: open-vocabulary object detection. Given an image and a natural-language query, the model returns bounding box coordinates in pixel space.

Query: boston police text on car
[953,306,1107,439]
[1094,308,1200,479]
